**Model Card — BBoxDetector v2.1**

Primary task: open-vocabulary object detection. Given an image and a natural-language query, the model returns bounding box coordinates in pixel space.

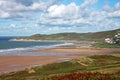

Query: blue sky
[0,0,120,36]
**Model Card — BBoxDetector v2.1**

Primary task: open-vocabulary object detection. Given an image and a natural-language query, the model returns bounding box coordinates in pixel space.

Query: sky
[0,0,120,36]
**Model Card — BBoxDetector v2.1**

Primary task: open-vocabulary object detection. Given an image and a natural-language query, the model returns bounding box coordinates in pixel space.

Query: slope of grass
[0,54,120,80]
[13,28,120,41]
[92,42,120,48]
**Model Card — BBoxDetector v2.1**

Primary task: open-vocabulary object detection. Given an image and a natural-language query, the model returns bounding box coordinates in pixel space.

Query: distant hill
[13,28,120,42]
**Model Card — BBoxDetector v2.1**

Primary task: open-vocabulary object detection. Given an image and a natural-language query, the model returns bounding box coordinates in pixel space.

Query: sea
[0,36,72,56]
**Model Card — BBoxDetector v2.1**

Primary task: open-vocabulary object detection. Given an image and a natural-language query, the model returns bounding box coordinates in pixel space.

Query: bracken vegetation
[47,72,119,80]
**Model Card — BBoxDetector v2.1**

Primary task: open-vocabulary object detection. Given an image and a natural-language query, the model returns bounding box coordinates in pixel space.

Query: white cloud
[10,24,16,28]
[106,2,120,18]
[29,2,46,11]
[47,4,66,17]
[108,10,120,18]
[0,11,10,18]
[38,2,93,26]
[39,2,80,26]
[47,3,79,18]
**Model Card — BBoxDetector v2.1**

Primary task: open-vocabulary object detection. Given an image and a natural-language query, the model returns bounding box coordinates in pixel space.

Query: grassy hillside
[0,54,120,80]
[14,28,120,41]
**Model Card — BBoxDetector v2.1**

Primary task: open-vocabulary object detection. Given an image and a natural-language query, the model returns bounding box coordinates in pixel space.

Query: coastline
[9,38,79,42]
[0,41,120,75]
[0,40,73,55]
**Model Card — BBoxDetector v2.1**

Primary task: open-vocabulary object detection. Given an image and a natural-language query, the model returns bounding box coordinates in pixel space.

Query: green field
[92,42,120,48]
[0,54,120,80]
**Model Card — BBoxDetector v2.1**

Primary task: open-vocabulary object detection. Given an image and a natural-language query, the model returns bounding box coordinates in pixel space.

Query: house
[105,38,114,44]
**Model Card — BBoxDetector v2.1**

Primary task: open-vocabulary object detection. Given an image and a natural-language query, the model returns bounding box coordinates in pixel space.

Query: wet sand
[33,48,120,53]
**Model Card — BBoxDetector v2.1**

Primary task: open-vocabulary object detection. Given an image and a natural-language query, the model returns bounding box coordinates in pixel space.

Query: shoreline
[1,48,120,75]
[0,41,120,75]
[0,41,73,54]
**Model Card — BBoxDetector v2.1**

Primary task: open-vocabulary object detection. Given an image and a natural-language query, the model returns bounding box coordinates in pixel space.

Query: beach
[0,56,78,74]
[0,41,120,74]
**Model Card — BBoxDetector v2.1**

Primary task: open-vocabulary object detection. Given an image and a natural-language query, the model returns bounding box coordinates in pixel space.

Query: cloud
[0,0,120,35]
[0,0,61,19]
[38,2,95,26]
[107,2,120,18]
[29,2,47,11]
[47,3,79,18]
[108,10,120,18]
[0,11,10,18]
[80,0,97,8]
[36,0,120,34]
[115,2,120,10]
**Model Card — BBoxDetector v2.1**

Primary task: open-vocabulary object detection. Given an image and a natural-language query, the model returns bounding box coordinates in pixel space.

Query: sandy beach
[0,56,78,74]
[0,41,120,74]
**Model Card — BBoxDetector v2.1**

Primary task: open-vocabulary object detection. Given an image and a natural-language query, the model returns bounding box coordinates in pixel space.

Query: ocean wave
[0,48,26,52]
[0,42,73,53]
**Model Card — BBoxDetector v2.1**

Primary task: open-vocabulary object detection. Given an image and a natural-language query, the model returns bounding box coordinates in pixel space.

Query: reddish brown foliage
[48,72,119,80]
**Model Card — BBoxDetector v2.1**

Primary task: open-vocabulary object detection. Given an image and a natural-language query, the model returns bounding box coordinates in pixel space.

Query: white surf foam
[0,42,73,55]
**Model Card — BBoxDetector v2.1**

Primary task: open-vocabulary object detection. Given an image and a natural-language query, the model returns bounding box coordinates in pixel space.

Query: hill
[12,28,120,42]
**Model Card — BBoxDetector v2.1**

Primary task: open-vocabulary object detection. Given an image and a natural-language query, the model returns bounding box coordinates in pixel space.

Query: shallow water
[0,36,74,56]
